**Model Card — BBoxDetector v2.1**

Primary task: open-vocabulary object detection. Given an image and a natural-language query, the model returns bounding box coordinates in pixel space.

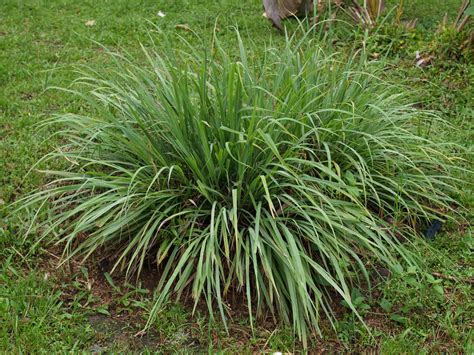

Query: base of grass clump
[20,30,462,346]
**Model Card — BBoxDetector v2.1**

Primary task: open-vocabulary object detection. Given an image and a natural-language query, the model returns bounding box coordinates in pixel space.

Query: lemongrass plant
[20,30,461,345]
[347,0,386,27]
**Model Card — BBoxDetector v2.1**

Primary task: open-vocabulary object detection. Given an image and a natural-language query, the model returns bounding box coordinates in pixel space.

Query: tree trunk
[263,0,314,31]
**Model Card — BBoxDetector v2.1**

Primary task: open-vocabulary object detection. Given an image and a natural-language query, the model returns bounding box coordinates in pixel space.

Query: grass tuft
[19,30,463,345]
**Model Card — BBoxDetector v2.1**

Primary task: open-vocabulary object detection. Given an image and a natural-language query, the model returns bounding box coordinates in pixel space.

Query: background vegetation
[0,0,472,352]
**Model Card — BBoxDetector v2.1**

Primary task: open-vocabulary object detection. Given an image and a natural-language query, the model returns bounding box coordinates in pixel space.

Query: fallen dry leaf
[175,24,192,32]
[415,51,434,67]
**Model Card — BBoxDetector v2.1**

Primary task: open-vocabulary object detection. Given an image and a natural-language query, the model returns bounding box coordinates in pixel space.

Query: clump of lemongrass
[20,31,461,346]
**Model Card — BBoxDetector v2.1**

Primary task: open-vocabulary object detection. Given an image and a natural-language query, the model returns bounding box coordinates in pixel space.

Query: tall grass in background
[20,30,462,345]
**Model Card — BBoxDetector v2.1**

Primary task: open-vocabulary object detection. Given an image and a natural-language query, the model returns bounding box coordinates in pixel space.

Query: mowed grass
[0,0,472,352]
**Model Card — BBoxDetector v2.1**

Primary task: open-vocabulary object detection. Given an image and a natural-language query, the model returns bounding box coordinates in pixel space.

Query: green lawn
[1,0,472,352]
